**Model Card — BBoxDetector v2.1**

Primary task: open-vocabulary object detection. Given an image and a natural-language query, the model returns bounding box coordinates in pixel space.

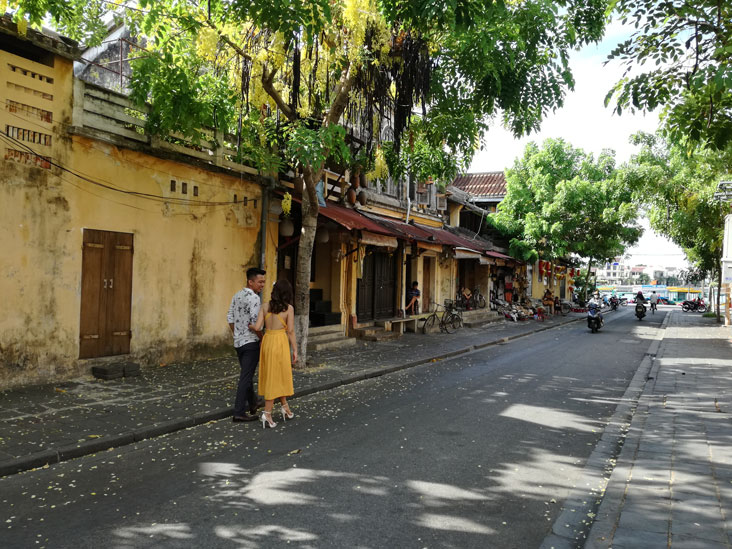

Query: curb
[1,315,582,478]
[540,309,673,549]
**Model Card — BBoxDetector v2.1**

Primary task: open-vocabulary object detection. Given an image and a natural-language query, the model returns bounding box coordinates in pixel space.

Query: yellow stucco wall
[0,45,268,388]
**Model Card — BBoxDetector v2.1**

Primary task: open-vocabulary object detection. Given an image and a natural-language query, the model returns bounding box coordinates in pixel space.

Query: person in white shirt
[649,291,659,313]
[228,268,266,422]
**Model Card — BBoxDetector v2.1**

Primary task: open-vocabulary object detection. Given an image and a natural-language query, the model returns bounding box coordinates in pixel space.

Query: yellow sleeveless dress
[258,311,294,400]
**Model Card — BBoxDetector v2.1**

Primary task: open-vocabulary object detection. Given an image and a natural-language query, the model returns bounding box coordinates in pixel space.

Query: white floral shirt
[227,287,261,348]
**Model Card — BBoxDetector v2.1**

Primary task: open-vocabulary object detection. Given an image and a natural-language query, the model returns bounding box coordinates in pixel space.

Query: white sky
[469,20,689,271]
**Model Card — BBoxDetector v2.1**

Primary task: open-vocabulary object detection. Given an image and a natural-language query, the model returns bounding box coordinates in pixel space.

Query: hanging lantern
[315,227,330,243]
[279,218,294,237]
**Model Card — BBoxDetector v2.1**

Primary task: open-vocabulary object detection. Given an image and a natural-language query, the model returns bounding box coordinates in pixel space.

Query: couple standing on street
[227,268,297,429]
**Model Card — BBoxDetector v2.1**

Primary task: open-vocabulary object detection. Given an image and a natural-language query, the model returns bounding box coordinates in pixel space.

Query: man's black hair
[246,267,266,281]
[412,281,418,287]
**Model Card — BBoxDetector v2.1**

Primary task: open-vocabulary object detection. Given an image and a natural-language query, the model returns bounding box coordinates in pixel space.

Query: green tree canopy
[606,0,732,151]
[491,138,642,266]
[619,132,730,277]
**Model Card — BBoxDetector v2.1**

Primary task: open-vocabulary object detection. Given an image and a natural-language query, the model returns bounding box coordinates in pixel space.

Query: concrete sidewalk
[584,310,732,548]
[0,311,584,477]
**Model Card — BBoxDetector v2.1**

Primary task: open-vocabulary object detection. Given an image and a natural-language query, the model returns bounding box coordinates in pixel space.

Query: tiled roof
[451,172,507,198]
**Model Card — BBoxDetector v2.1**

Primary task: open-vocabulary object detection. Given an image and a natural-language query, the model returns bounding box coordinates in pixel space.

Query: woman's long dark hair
[269,280,293,314]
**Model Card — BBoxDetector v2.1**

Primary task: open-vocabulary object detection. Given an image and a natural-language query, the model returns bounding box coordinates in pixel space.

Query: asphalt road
[1,307,668,549]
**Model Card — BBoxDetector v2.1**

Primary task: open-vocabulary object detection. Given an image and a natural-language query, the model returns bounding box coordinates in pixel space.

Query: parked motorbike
[681,299,707,313]
[635,302,646,320]
[608,296,619,311]
[587,302,604,333]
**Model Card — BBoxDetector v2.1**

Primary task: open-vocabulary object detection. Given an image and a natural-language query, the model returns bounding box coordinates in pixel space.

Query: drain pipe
[259,184,269,270]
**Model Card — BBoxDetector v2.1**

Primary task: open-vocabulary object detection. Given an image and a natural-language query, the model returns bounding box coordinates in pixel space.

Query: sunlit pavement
[0,311,585,477]
[1,307,676,547]
[579,309,732,549]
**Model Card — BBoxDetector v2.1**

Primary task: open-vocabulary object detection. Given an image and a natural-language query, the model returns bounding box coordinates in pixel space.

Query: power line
[0,129,258,207]
[2,108,263,197]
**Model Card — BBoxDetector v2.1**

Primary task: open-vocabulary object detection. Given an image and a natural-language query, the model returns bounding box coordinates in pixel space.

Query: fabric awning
[360,230,398,248]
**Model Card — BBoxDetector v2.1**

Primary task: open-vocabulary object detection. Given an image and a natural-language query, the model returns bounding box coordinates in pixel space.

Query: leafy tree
[10,0,609,364]
[619,132,731,319]
[606,0,732,151]
[491,138,642,291]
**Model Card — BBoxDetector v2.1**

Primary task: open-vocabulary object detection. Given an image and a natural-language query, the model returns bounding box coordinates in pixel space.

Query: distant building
[599,257,632,284]
[451,172,507,213]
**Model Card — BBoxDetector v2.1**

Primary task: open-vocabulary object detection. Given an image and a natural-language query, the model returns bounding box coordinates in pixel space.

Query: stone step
[358,329,401,342]
[308,324,344,336]
[462,312,504,328]
[307,337,358,352]
[353,325,383,337]
[307,332,344,345]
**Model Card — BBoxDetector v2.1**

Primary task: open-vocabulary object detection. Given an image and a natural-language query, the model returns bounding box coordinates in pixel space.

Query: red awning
[287,196,401,239]
[485,250,514,260]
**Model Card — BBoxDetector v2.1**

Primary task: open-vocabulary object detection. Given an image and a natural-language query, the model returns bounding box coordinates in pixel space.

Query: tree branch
[202,19,252,62]
[262,64,296,121]
[325,61,357,127]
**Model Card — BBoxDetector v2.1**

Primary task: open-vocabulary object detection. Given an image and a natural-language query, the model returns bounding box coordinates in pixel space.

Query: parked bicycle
[557,300,572,316]
[421,300,463,334]
[456,287,487,310]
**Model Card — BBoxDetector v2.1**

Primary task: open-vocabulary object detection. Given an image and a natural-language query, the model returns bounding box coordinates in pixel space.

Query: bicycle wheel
[442,313,457,334]
[451,313,463,331]
[477,295,487,309]
[560,302,571,315]
[422,314,437,334]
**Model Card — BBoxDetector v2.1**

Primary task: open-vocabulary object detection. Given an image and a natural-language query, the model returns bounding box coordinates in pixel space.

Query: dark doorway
[357,249,396,321]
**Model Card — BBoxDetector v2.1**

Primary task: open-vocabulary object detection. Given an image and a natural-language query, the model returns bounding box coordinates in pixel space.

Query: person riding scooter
[587,293,604,333]
[635,291,647,320]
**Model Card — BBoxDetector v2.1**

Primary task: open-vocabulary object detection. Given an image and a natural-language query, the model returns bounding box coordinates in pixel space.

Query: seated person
[461,287,472,309]
[405,281,420,315]
[542,289,554,314]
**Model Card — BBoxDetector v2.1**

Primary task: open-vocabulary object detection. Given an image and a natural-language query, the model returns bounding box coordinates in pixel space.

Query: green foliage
[129,53,237,143]
[606,0,732,151]
[491,138,641,263]
[286,124,350,171]
[620,132,730,277]
[13,0,609,186]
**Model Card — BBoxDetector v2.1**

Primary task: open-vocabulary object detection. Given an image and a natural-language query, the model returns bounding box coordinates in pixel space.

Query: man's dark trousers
[234,341,260,416]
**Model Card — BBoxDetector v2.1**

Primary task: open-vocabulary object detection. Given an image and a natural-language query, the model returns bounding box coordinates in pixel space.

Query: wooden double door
[79,229,133,359]
[357,250,396,321]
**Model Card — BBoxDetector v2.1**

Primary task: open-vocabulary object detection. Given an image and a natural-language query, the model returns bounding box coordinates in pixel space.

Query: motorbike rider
[649,291,659,313]
[635,291,646,304]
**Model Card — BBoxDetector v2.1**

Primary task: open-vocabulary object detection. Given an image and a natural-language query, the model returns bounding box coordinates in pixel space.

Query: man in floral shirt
[228,267,266,422]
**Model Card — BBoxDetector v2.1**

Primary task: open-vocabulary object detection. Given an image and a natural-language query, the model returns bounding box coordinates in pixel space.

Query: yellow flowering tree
[10,0,609,366]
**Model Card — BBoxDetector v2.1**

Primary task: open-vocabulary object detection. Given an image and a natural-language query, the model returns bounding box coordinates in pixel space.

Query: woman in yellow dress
[254,280,297,428]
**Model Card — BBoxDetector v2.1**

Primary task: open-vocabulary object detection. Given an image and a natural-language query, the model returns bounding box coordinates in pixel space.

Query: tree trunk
[717,260,723,324]
[292,166,322,368]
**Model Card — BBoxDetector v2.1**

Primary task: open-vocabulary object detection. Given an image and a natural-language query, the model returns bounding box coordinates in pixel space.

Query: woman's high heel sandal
[281,407,294,421]
[261,411,277,429]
